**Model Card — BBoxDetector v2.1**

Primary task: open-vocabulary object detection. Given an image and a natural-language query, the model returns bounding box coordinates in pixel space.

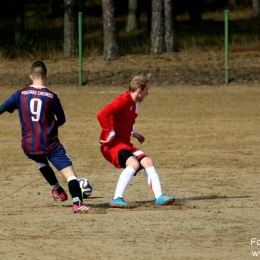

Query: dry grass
[201,7,253,20]
[1,49,260,88]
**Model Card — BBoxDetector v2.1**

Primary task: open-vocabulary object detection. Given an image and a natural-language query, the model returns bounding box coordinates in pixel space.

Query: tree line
[0,0,258,60]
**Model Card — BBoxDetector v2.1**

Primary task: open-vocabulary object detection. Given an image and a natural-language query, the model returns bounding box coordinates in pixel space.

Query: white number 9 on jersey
[30,98,42,122]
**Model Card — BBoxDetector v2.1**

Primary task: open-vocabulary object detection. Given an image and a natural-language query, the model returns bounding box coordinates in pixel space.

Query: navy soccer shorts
[26,145,72,171]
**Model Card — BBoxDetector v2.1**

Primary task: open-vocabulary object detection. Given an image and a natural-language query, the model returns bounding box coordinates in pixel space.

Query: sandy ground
[1,55,260,259]
[0,52,260,260]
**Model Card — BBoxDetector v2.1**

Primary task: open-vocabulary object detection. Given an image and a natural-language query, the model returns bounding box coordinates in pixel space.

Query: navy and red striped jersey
[4,85,65,155]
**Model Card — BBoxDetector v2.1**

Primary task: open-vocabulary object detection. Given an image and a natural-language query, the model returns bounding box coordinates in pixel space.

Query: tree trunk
[64,0,78,57]
[126,0,138,32]
[150,0,165,54]
[102,0,120,60]
[14,0,25,45]
[252,0,260,18]
[164,0,175,52]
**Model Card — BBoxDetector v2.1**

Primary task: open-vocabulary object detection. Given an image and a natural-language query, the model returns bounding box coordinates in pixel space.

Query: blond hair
[129,76,150,93]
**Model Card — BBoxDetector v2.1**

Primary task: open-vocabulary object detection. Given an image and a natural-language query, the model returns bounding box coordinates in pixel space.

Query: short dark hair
[30,61,47,79]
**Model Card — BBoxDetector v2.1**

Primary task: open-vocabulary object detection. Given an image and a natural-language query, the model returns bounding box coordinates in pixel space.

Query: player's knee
[126,157,140,172]
[140,156,154,168]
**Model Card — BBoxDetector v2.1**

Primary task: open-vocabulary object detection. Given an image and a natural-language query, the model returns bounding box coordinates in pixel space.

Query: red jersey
[97,91,139,144]
[97,91,146,169]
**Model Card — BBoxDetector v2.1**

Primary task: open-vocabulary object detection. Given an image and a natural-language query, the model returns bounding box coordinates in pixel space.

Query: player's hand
[100,134,115,144]
[132,132,145,144]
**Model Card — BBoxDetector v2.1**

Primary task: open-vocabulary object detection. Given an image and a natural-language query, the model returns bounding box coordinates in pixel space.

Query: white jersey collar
[30,85,46,89]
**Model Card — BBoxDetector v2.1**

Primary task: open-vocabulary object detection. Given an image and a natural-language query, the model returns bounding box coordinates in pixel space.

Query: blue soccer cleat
[154,194,175,205]
[110,197,133,208]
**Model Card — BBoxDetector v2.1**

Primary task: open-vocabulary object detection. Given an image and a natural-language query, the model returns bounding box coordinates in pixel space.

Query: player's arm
[0,93,18,115]
[97,103,116,144]
[97,98,125,143]
[56,109,66,126]
[97,104,114,132]
[0,103,6,115]
[100,130,115,144]
[131,126,145,144]
[52,96,66,126]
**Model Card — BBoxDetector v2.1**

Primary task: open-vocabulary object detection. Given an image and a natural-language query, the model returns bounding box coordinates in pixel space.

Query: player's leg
[26,154,68,201]
[48,146,92,213]
[140,157,175,205]
[110,149,139,208]
[140,157,162,198]
[60,167,91,213]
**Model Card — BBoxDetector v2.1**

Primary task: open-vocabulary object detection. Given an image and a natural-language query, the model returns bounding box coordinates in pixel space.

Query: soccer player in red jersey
[0,61,91,213]
[97,76,175,208]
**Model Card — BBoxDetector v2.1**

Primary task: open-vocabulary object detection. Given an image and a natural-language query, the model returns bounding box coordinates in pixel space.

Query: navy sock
[39,165,65,194]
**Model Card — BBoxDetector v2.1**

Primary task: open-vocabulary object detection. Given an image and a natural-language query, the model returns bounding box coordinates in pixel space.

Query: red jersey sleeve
[97,94,127,141]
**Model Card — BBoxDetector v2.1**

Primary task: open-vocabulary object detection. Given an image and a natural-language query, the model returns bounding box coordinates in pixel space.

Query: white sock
[114,166,136,199]
[67,176,78,182]
[144,166,162,199]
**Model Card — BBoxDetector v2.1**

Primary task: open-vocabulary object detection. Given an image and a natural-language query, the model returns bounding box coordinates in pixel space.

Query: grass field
[0,75,260,259]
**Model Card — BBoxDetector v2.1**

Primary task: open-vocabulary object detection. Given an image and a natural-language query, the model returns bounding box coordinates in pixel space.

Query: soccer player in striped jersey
[97,76,175,208]
[0,61,91,213]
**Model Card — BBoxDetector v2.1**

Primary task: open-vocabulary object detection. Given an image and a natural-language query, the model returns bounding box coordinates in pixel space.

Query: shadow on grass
[57,195,251,212]
[177,195,250,203]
